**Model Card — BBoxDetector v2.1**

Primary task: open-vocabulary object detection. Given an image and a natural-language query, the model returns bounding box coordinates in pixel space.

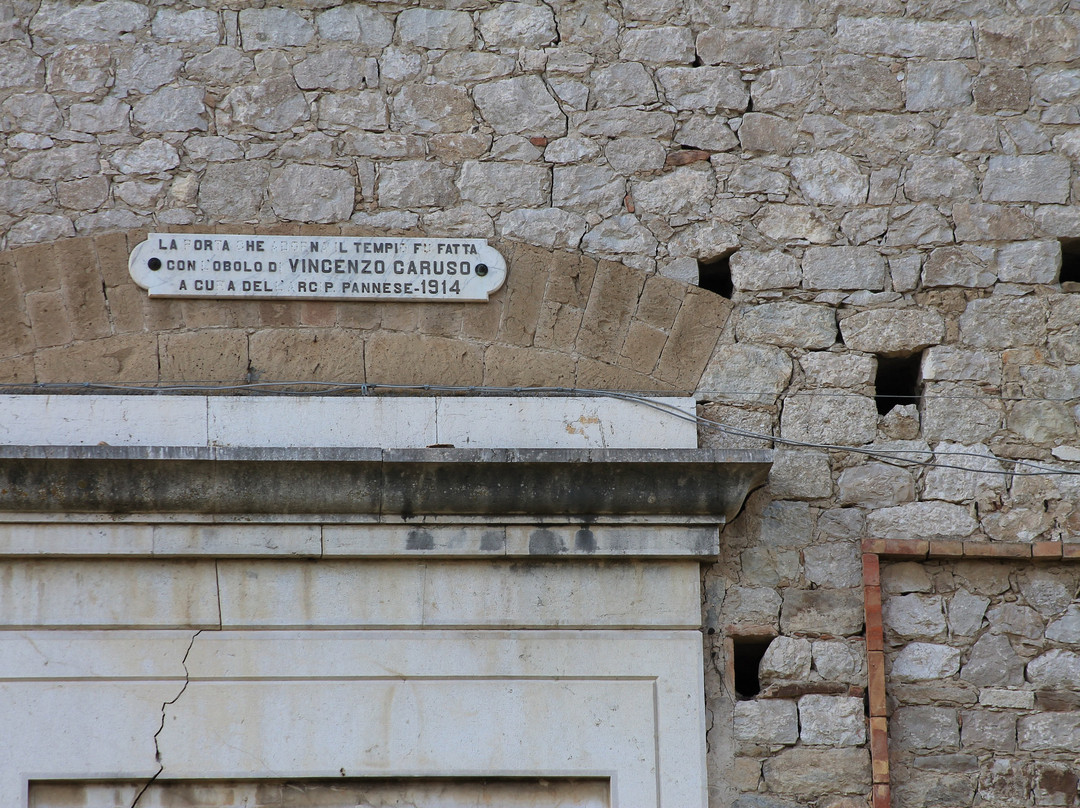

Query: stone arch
[0,226,731,392]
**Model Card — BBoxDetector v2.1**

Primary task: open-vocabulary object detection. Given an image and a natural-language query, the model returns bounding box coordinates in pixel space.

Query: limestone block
[435,52,516,85]
[30,0,149,44]
[293,49,370,91]
[996,241,1061,284]
[752,66,818,112]
[187,47,253,85]
[974,67,1031,111]
[891,642,962,681]
[553,165,624,217]
[798,695,865,746]
[738,113,798,154]
[576,109,675,139]
[762,748,870,799]
[656,66,748,113]
[836,17,976,58]
[225,76,309,132]
[802,246,885,291]
[922,347,1001,385]
[961,633,1026,686]
[1046,606,1080,643]
[893,706,960,752]
[197,162,268,220]
[269,164,354,223]
[0,42,44,89]
[238,7,313,49]
[727,163,790,196]
[868,501,978,540]
[884,594,947,640]
[960,297,1047,349]
[316,5,394,49]
[803,543,862,589]
[760,636,813,681]
[905,157,978,203]
[1026,650,1080,689]
[591,62,657,108]
[734,700,798,745]
[921,246,996,288]
[319,91,387,131]
[790,152,867,206]
[837,463,914,507]
[621,27,695,63]
[633,166,712,220]
[697,29,781,69]
[768,450,832,500]
[740,547,800,588]
[953,202,1034,242]
[719,584,782,629]
[1,92,61,133]
[581,214,657,258]
[780,589,864,636]
[812,640,865,684]
[479,3,556,48]
[700,344,792,404]
[1018,570,1077,616]
[754,204,838,243]
[885,203,954,246]
[923,443,1007,503]
[780,394,877,446]
[1018,713,1080,752]
[545,137,601,165]
[961,711,1017,752]
[152,8,219,45]
[0,179,50,216]
[132,86,207,133]
[397,8,474,50]
[947,590,990,636]
[977,15,1080,65]
[68,97,130,134]
[983,155,1071,204]
[457,162,550,209]
[392,84,474,134]
[498,208,588,250]
[378,161,458,208]
[676,115,739,151]
[729,252,800,291]
[822,57,902,111]
[989,603,1047,641]
[12,143,100,181]
[474,75,566,136]
[922,384,1002,443]
[736,302,835,349]
[905,61,973,110]
[840,308,944,355]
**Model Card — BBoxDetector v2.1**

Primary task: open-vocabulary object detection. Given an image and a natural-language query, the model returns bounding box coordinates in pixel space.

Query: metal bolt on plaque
[129,233,508,302]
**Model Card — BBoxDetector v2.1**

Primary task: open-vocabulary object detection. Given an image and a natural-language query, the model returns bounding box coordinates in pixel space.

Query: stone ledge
[0,446,771,522]
[863,537,1079,561]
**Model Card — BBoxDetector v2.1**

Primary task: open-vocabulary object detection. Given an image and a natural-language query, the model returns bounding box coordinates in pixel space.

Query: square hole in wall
[730,636,773,700]
[875,352,923,416]
[698,253,734,299]
[1061,240,1080,291]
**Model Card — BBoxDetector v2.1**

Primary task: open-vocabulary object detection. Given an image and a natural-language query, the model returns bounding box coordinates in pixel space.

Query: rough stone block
[736,302,836,349]
[654,288,730,388]
[995,240,1061,284]
[392,84,475,134]
[734,699,798,745]
[269,165,353,223]
[459,162,550,209]
[822,57,902,111]
[554,165,624,218]
[760,636,812,682]
[801,246,885,291]
[237,7,313,49]
[790,152,868,206]
[474,76,566,137]
[780,589,864,637]
[961,710,1016,751]
[225,76,309,133]
[838,463,914,508]
[478,3,556,49]
[780,394,878,446]
[1018,713,1080,752]
[767,450,832,500]
[622,27,695,63]
[960,633,1025,686]
[905,61,972,110]
[699,343,792,404]
[891,706,959,751]
[839,308,945,355]
[798,695,866,746]
[983,155,1071,204]
[891,642,961,681]
[958,297,1047,349]
[499,209,588,251]
[656,66,748,113]
[762,748,870,799]
[378,161,458,209]
[868,502,979,540]
[883,594,947,640]
[804,543,862,588]
[836,17,976,59]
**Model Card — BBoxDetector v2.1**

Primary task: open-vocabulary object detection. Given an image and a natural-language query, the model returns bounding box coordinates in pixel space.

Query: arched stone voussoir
[0,227,733,393]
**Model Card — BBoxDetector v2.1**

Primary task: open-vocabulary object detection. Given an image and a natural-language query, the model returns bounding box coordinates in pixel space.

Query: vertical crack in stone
[129,629,202,808]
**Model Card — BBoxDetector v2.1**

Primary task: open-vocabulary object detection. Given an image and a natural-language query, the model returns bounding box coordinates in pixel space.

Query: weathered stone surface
[802,246,885,291]
[882,562,933,595]
[133,86,207,133]
[621,26,695,64]
[923,443,1007,503]
[6,214,74,246]
[762,748,870,798]
[238,8,313,50]
[780,589,864,636]
[729,252,799,291]
[226,76,309,133]
[392,84,474,135]
[959,297,1046,349]
[922,246,995,288]
[837,463,914,507]
[798,695,865,746]
[768,451,832,500]
[633,167,712,220]
[1046,605,1080,644]
[947,590,990,636]
[474,76,566,136]
[319,91,388,131]
[812,641,864,684]
[893,706,960,751]
[396,8,474,50]
[760,636,812,682]
[498,209,588,251]
[553,165,624,218]
[736,303,835,349]
[840,308,945,356]
[378,162,457,209]
[953,202,1034,242]
[197,162,268,221]
[294,50,373,91]
[1,93,61,133]
[458,162,550,209]
[31,0,149,43]
[186,47,253,85]
[1018,713,1080,752]
[656,67,747,113]
[781,394,878,446]
[700,344,792,404]
[891,642,962,681]
[837,17,976,58]
[906,61,973,110]
[754,205,838,243]
[676,115,739,151]
[479,3,556,49]
[590,62,657,108]
[868,501,979,540]
[790,152,867,207]
[961,710,1017,752]
[800,352,875,389]
[885,594,947,640]
[719,585,782,629]
[316,6,394,49]
[581,214,658,258]
[982,155,1071,204]
[1027,650,1080,689]
[822,56,903,111]
[996,241,1061,284]
[603,138,666,175]
[269,165,353,223]
[961,633,1025,686]
[734,699,798,746]
[0,43,44,89]
[109,140,179,175]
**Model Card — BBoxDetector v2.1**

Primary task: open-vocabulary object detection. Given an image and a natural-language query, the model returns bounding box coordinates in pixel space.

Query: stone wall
[3,0,1080,807]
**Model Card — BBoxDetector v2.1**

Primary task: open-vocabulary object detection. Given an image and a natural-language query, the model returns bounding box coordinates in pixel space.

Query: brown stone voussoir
[249,328,365,384]
[654,287,730,390]
[159,329,249,383]
[365,332,483,388]
[576,260,645,361]
[35,333,159,384]
[13,241,61,294]
[483,343,576,389]
[55,237,111,341]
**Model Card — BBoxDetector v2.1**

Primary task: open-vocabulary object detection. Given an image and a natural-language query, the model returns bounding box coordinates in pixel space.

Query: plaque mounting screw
[475,263,488,276]
[148,257,162,271]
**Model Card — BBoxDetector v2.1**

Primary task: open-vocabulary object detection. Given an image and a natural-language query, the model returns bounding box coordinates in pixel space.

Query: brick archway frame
[0,226,731,391]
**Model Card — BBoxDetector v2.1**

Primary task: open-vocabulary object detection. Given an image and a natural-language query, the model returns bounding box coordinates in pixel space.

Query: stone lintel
[0,446,771,524]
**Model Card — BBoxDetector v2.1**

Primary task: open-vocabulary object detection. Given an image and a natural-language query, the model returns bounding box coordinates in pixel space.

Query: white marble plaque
[128,233,507,302]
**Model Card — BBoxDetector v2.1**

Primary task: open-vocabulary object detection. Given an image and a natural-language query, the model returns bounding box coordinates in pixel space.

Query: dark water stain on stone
[529,528,565,554]
[405,529,434,550]
[480,530,505,551]
[574,527,597,553]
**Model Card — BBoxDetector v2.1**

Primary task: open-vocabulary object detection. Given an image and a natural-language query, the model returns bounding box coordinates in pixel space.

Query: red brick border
[860,538,1076,808]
